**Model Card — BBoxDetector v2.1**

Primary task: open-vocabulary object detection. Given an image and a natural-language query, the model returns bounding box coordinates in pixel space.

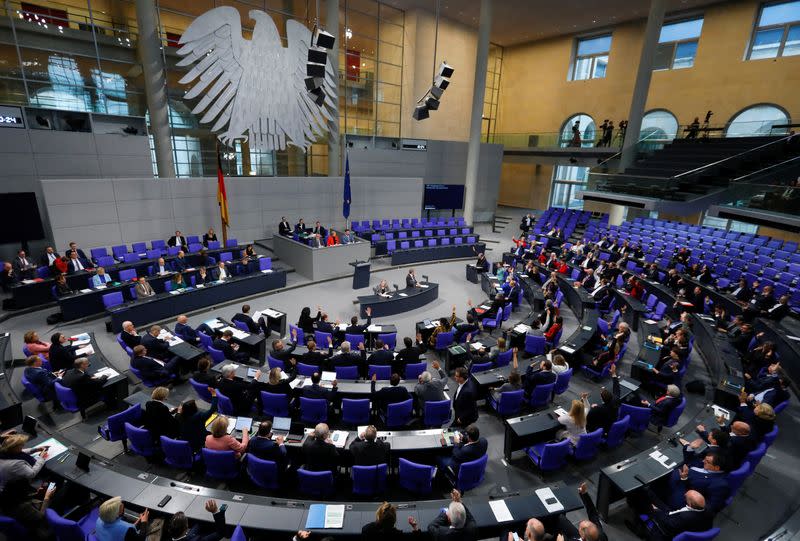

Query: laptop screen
[273,416,291,432]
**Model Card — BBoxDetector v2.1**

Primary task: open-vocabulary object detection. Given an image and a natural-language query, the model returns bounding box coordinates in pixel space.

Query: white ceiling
[381,0,732,46]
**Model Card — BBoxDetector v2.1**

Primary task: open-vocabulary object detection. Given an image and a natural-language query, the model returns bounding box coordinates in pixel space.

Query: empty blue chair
[384,398,413,428]
[188,243,202,253]
[198,331,213,351]
[315,331,332,347]
[0,515,27,537]
[581,360,615,381]
[345,333,365,349]
[405,362,426,379]
[763,425,779,448]
[202,448,239,480]
[261,392,289,417]
[774,400,788,415]
[119,268,137,282]
[300,397,328,424]
[151,239,167,252]
[335,365,359,379]
[161,436,200,470]
[725,461,750,505]
[619,404,651,434]
[454,237,463,245]
[208,346,225,365]
[452,454,488,492]
[189,378,214,402]
[55,382,81,414]
[90,247,109,260]
[554,368,573,395]
[220,251,233,262]
[98,403,141,452]
[603,415,630,448]
[470,361,493,374]
[246,454,279,489]
[112,245,128,259]
[116,333,134,357]
[342,398,371,425]
[131,242,147,254]
[45,508,99,541]
[35,266,49,279]
[434,330,454,350]
[296,362,317,377]
[102,291,124,309]
[423,399,452,427]
[226,238,238,247]
[216,390,236,415]
[144,249,160,260]
[659,396,687,429]
[495,349,513,367]
[398,458,436,494]
[673,528,720,541]
[524,334,545,356]
[488,390,524,417]
[368,365,391,379]
[746,442,767,472]
[482,310,503,334]
[259,257,272,271]
[414,240,423,248]
[573,428,603,460]
[526,439,571,472]
[123,252,140,263]
[529,382,555,409]
[97,255,116,267]
[207,240,221,249]
[441,237,451,245]
[125,422,157,457]
[352,464,388,495]
[233,320,250,333]
[386,240,397,253]
[267,355,285,371]
[298,468,334,497]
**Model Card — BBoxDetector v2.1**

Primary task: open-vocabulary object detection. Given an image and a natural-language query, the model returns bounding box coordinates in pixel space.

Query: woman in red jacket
[627,276,644,300]
[544,315,563,343]
[326,230,340,246]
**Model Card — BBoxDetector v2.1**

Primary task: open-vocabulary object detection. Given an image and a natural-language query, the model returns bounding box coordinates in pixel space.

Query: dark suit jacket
[143,400,179,439]
[192,370,218,388]
[302,383,337,403]
[174,323,200,344]
[302,436,338,472]
[202,233,218,246]
[557,492,607,541]
[278,221,292,236]
[523,367,556,395]
[345,316,372,335]
[60,368,104,408]
[650,506,712,541]
[406,274,418,288]
[371,381,411,412]
[270,343,297,362]
[40,252,60,267]
[178,397,217,451]
[453,379,479,425]
[301,348,331,368]
[397,345,423,364]
[171,257,188,272]
[213,338,245,362]
[350,438,390,466]
[427,506,477,541]
[67,258,90,274]
[132,355,171,382]
[248,437,287,465]
[167,235,187,247]
[232,313,260,334]
[12,257,35,276]
[671,468,730,513]
[451,437,488,470]
[367,349,394,366]
[142,333,171,360]
[585,378,620,435]
[24,366,58,400]
[650,395,681,426]
[49,343,78,371]
[316,321,335,334]
[217,377,255,416]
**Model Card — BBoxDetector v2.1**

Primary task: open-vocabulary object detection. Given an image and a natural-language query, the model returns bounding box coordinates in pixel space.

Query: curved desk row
[358,283,439,318]
[108,270,287,333]
[390,242,485,265]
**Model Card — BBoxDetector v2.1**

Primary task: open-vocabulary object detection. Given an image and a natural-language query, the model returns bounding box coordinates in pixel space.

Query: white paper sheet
[31,438,68,461]
[489,500,513,522]
[75,345,94,356]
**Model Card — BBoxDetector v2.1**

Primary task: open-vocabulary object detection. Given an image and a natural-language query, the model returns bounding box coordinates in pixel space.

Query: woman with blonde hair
[95,496,149,541]
[23,331,51,359]
[752,402,776,439]
[551,353,570,375]
[557,393,589,445]
[205,415,249,457]
[361,501,411,538]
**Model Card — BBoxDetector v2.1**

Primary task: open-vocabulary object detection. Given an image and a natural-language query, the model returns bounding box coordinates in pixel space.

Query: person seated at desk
[12,250,36,279]
[398,334,426,365]
[327,230,340,246]
[220,362,260,414]
[90,267,112,288]
[312,221,326,238]
[278,217,292,237]
[551,353,570,375]
[681,427,732,470]
[174,314,214,346]
[0,262,16,291]
[168,499,227,541]
[744,285,775,321]
[203,227,217,246]
[697,265,714,285]
[249,420,288,468]
[490,369,522,403]
[626,487,712,541]
[270,331,298,363]
[195,266,210,285]
[49,332,78,371]
[95,496,149,541]
[23,354,58,401]
[406,268,421,288]
[523,359,556,397]
[752,376,790,410]
[192,356,219,388]
[586,368,621,437]
[641,384,683,430]
[301,338,333,368]
[298,305,322,336]
[23,331,50,359]
[730,322,754,356]
[367,338,394,366]
[61,357,108,409]
[744,361,782,394]
[235,255,255,276]
[53,255,69,275]
[542,273,559,301]
[345,306,373,334]
[232,304,268,335]
[426,489,476,541]
[142,325,173,361]
[241,244,255,259]
[171,251,188,272]
[294,218,307,234]
[66,250,90,274]
[667,452,730,514]
[171,271,188,291]
[302,372,338,403]
[213,330,250,363]
[350,425,390,466]
[728,277,752,303]
[581,268,597,290]
[167,230,186,248]
[153,257,170,276]
[626,275,644,300]
[54,274,73,297]
[310,233,324,248]
[764,294,790,321]
[330,341,367,374]
[437,424,487,477]
[211,261,231,281]
[543,316,563,344]
[40,246,60,268]
[371,372,411,414]
[143,386,179,439]
[557,395,590,445]
[132,345,179,382]
[175,391,218,454]
[120,321,141,349]
[588,321,630,368]
[510,236,528,257]
[259,367,293,397]
[362,502,416,540]
[205,414,249,458]
[454,313,479,343]
[302,423,338,472]
[374,279,391,296]
[315,312,336,334]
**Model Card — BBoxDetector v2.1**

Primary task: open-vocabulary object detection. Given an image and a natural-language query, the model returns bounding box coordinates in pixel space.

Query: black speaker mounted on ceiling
[412,60,454,121]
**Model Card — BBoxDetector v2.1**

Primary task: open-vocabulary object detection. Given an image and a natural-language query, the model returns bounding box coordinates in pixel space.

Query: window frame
[747,0,800,60]
[570,33,612,81]
[653,17,704,71]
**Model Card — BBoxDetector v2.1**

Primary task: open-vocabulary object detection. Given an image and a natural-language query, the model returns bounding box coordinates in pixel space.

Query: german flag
[216,145,229,227]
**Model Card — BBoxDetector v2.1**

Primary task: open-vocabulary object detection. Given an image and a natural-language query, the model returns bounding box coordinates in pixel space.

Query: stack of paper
[554,407,569,417]
[489,500,513,522]
[169,290,182,295]
[221,326,249,340]
[71,333,91,345]
[75,345,95,356]
[470,342,484,350]
[95,284,107,290]
[367,325,382,333]
[94,366,119,379]
[204,319,225,329]
[262,308,283,318]
[649,449,677,469]
[419,284,429,288]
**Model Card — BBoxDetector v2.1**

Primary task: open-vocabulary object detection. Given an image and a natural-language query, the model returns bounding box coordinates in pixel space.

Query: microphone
[422,275,430,282]
[393,284,399,291]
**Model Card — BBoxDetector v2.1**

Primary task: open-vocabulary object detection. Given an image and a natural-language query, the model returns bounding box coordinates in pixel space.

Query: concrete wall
[40,176,424,251]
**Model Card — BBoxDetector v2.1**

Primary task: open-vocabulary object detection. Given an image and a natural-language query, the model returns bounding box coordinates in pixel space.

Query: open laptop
[272,416,305,442]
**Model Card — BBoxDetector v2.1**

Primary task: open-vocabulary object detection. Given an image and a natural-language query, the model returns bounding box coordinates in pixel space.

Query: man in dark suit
[278,217,292,236]
[211,331,248,363]
[370,372,411,415]
[301,339,333,368]
[66,250,90,274]
[315,313,336,334]
[23,354,58,401]
[0,262,16,292]
[437,424,488,476]
[367,339,394,366]
[626,488,712,541]
[131,345,179,382]
[167,500,227,541]
[667,452,731,514]
[556,482,606,541]
[585,371,620,436]
[425,489,476,541]
[452,367,478,427]
[523,359,557,397]
[681,428,731,469]
[270,334,297,363]
[141,325,173,361]
[302,372,338,404]
[454,314,479,343]
[248,420,288,468]
[167,230,187,247]
[397,335,425,364]
[311,221,326,238]
[40,246,60,268]
[349,425,390,466]
[171,251,188,272]
[174,314,214,346]
[66,242,88,262]
[211,261,231,281]
[345,307,372,335]
[217,363,257,415]
[301,423,338,472]
[232,304,269,335]
[294,219,307,234]
[642,385,683,428]
[765,295,790,321]
[406,268,420,288]
[120,321,142,350]
[330,341,367,375]
[758,376,790,408]
[61,358,108,409]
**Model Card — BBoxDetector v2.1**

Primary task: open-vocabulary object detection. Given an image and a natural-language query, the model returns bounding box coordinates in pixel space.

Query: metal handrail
[672,134,795,179]
[730,155,800,183]
[591,130,669,170]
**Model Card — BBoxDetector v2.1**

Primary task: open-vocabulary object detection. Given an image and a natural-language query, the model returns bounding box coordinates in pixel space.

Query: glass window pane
[592,55,608,78]
[345,10,378,40]
[759,0,800,26]
[377,121,399,138]
[573,57,592,80]
[376,82,400,104]
[750,28,784,58]
[551,182,571,208]
[784,24,800,55]
[376,102,399,123]
[377,41,402,65]
[659,18,704,42]
[379,20,403,45]
[726,105,788,137]
[653,43,674,70]
[577,35,612,55]
[673,41,698,68]
[560,114,596,147]
[378,62,401,85]
[641,110,679,140]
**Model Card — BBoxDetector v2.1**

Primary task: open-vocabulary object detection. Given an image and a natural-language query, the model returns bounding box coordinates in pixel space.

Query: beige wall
[498,161,552,210]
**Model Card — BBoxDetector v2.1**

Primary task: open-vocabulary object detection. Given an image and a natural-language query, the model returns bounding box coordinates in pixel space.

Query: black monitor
[423,184,465,210]
[0,192,45,243]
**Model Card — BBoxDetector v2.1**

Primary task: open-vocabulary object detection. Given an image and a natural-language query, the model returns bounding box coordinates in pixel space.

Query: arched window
[640,109,679,141]
[560,113,596,148]
[726,104,789,137]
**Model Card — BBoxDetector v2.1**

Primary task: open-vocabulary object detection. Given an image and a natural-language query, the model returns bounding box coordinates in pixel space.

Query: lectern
[350,260,371,289]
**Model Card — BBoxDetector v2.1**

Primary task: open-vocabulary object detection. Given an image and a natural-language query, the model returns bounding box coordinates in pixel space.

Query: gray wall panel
[116,199,172,222]
[29,131,96,155]
[94,134,150,157]
[36,155,102,178]
[48,202,119,230]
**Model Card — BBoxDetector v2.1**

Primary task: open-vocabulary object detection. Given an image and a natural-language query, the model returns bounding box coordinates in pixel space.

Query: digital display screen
[423,184,465,210]
[0,192,46,243]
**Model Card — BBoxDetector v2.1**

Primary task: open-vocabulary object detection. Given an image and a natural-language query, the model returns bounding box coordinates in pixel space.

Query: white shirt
[669,505,704,516]
[455,381,465,400]
[174,237,182,246]
[47,253,57,264]
[591,284,605,297]
[218,267,228,279]
[73,258,84,270]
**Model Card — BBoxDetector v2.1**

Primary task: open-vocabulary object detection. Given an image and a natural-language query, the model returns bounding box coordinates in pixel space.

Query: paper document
[94,367,119,379]
[559,345,576,354]
[324,505,345,528]
[204,319,224,329]
[554,407,569,417]
[419,284,429,288]
[330,431,349,449]
[514,324,530,333]
[75,345,95,356]
[398,293,408,297]
[471,342,484,350]
[221,326,249,339]
[79,288,92,293]
[489,500,513,522]
[262,269,274,273]
[95,284,107,290]
[305,504,345,529]
[649,450,677,469]
[367,325,382,333]
[712,405,731,421]
[169,290,182,295]
[786,335,800,342]
[195,284,205,288]
[22,279,36,284]
[263,308,283,318]
[31,438,68,461]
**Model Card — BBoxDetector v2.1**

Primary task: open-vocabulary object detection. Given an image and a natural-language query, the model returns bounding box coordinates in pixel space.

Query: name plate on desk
[535,487,564,513]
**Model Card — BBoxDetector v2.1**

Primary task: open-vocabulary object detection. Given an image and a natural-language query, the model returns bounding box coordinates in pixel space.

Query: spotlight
[412,105,430,121]
[308,87,325,106]
[438,61,454,78]
[433,75,450,90]
[313,28,336,50]
[306,62,326,78]
[424,95,440,111]
[304,77,324,92]
[307,47,328,64]
[429,86,444,100]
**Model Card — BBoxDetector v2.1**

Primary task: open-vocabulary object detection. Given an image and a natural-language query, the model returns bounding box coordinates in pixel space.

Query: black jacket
[141,333,171,360]
[523,367,557,396]
[248,436,287,465]
[213,338,247,362]
[167,235,187,247]
[301,383,337,403]
[302,436,338,472]
[178,397,217,451]
[585,378,620,435]
[367,348,394,366]
[131,355,171,382]
[143,400,179,439]
[192,370,219,388]
[49,342,79,371]
[350,438,390,466]
[121,331,142,349]
[450,437,488,470]
[371,381,411,412]
[452,379,479,426]
[427,505,476,541]
[217,377,255,416]
[61,368,105,408]
[232,313,260,334]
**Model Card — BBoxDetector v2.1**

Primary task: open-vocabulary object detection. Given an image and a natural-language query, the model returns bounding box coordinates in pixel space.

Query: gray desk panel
[184,496,248,526]
[133,484,198,515]
[240,503,305,532]
[273,235,371,281]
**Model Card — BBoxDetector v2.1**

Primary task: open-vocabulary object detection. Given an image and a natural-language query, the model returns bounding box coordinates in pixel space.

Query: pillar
[619,0,665,171]
[327,0,341,177]
[135,0,174,178]
[463,0,492,224]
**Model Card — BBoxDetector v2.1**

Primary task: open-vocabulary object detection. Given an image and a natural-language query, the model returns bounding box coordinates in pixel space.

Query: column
[463,0,492,224]
[135,0,174,178]
[619,0,665,170]
[327,0,341,177]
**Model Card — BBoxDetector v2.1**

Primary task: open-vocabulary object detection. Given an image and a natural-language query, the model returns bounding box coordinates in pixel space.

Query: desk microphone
[422,275,430,282]
[393,284,400,291]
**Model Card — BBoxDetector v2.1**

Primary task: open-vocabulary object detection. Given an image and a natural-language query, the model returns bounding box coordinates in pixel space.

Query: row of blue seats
[368,227,473,242]
[351,217,466,232]
[88,237,240,263]
[385,236,478,252]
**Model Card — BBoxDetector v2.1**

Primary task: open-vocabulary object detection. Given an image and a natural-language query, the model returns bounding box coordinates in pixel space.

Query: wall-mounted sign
[401,138,427,151]
[0,106,24,128]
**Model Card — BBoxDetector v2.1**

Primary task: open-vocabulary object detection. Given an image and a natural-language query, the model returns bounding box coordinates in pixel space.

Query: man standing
[452,367,478,427]
[406,268,420,288]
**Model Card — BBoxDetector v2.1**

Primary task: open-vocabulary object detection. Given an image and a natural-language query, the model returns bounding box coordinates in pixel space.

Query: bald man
[173,314,215,346]
[626,489,712,541]
[556,482,606,541]
[507,518,551,541]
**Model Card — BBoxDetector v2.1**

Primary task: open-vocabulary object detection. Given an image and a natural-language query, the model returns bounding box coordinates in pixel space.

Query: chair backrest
[300,397,328,424]
[597,318,609,336]
[525,334,545,356]
[341,398,371,425]
[123,252,140,263]
[296,362,317,377]
[335,365,359,379]
[604,415,629,448]
[434,331,454,349]
[314,331,332,347]
[267,356,285,371]
[259,257,272,271]
[763,425,779,448]
[198,331,213,350]
[672,528,720,541]
[105,403,142,442]
[398,458,435,494]
[289,324,304,344]
[125,422,156,456]
[54,382,80,412]
[344,333,365,349]
[90,247,108,259]
[405,362,426,379]
[377,333,396,350]
[386,398,413,428]
[538,439,572,471]
[21,373,45,402]
[246,454,279,490]
[226,238,238,247]
[258,390,288,416]
[208,346,226,365]
[207,240,221,249]
[119,268,137,282]
[297,468,334,497]
[573,428,604,460]
[151,239,166,250]
[352,464,388,495]
[664,396,687,427]
[554,368,573,395]
[367,365,391,379]
[745,442,767,473]
[470,361,493,374]
[216,390,235,415]
[619,403,651,433]
[161,436,197,469]
[726,461,750,498]
[233,319,250,333]
[495,349,513,367]
[102,291,124,309]
[112,244,128,258]
[496,390,524,416]
[202,448,239,479]
[131,242,147,254]
[188,378,214,402]
[423,399,452,427]
[456,454,488,492]
[45,509,86,541]
[530,383,555,408]
[97,255,116,267]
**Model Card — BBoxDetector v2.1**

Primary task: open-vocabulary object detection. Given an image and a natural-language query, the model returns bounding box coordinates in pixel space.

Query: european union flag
[343,153,351,221]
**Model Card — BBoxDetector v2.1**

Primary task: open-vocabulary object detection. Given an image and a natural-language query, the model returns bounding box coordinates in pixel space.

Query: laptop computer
[272,417,305,442]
